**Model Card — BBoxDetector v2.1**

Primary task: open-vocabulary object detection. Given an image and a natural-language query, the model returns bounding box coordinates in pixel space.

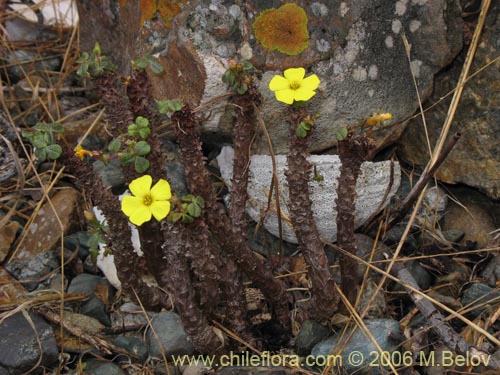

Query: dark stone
[461,283,500,318]
[295,320,330,356]
[67,273,114,326]
[147,311,195,358]
[0,312,58,374]
[311,319,401,372]
[112,336,148,363]
[398,0,500,199]
[84,359,126,375]
[5,251,58,291]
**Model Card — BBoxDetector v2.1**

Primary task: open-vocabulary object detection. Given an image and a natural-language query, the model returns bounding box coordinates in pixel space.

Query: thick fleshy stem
[171,106,290,329]
[92,71,134,136]
[336,134,369,308]
[160,221,224,353]
[62,155,168,309]
[229,87,260,236]
[285,109,339,320]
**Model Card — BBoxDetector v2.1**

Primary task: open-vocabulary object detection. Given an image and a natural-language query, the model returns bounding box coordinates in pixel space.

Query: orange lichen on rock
[253,3,309,56]
[140,0,157,25]
[137,0,185,27]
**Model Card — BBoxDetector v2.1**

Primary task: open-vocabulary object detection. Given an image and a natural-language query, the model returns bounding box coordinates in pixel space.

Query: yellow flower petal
[129,175,152,197]
[301,74,320,91]
[284,67,305,82]
[150,179,172,201]
[293,87,316,102]
[269,75,290,92]
[150,201,171,221]
[129,206,152,226]
[121,196,144,217]
[275,89,295,104]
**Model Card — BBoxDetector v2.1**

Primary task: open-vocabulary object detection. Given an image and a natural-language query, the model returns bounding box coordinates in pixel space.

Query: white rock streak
[217,146,401,244]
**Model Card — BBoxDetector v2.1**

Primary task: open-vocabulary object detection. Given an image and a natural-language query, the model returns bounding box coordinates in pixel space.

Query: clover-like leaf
[134,141,151,156]
[335,127,349,141]
[108,138,121,153]
[45,144,62,160]
[135,116,149,127]
[134,156,150,173]
[187,202,202,218]
[119,152,135,165]
[157,99,183,114]
[34,147,47,161]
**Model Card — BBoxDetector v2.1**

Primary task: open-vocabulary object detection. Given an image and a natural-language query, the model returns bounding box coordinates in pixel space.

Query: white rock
[217,146,401,244]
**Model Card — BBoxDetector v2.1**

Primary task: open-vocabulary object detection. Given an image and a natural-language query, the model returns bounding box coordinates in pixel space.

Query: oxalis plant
[60,42,395,353]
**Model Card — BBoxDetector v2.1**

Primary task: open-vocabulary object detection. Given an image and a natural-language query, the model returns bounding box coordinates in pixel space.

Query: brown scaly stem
[229,87,260,235]
[127,70,156,121]
[171,106,290,329]
[140,134,239,346]
[187,219,255,344]
[336,134,369,309]
[285,109,339,319]
[160,221,224,353]
[92,71,134,136]
[62,155,168,309]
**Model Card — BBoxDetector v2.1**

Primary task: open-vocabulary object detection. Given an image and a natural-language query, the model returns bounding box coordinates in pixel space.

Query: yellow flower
[269,67,320,105]
[365,113,393,126]
[74,145,93,160]
[121,175,171,226]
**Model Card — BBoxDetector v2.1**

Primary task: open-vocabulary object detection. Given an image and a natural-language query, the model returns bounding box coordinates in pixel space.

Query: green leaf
[335,127,349,141]
[222,70,235,85]
[236,83,248,95]
[181,214,194,223]
[194,196,204,207]
[119,153,135,165]
[296,126,307,138]
[108,138,121,153]
[171,212,182,223]
[138,128,151,139]
[45,144,62,160]
[21,131,32,139]
[134,141,151,156]
[148,58,164,74]
[34,147,47,161]
[134,156,150,173]
[128,123,138,136]
[93,42,102,56]
[51,122,64,134]
[157,99,182,114]
[135,116,149,127]
[76,52,89,63]
[241,61,253,71]
[187,203,202,217]
[77,63,89,77]
[32,134,47,148]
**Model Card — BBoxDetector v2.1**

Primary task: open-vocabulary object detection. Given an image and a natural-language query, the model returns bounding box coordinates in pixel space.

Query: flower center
[143,194,153,206]
[289,81,301,90]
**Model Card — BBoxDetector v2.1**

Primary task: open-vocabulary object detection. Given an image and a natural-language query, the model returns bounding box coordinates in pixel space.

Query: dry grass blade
[38,307,140,359]
[253,104,284,261]
[429,0,491,168]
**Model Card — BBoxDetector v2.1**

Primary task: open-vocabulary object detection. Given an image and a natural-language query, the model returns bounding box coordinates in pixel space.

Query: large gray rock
[0,312,58,374]
[77,1,463,154]
[398,1,500,199]
[217,146,400,243]
[186,0,463,154]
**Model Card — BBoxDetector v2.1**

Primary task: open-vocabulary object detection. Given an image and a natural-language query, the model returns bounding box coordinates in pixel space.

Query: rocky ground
[0,1,500,375]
